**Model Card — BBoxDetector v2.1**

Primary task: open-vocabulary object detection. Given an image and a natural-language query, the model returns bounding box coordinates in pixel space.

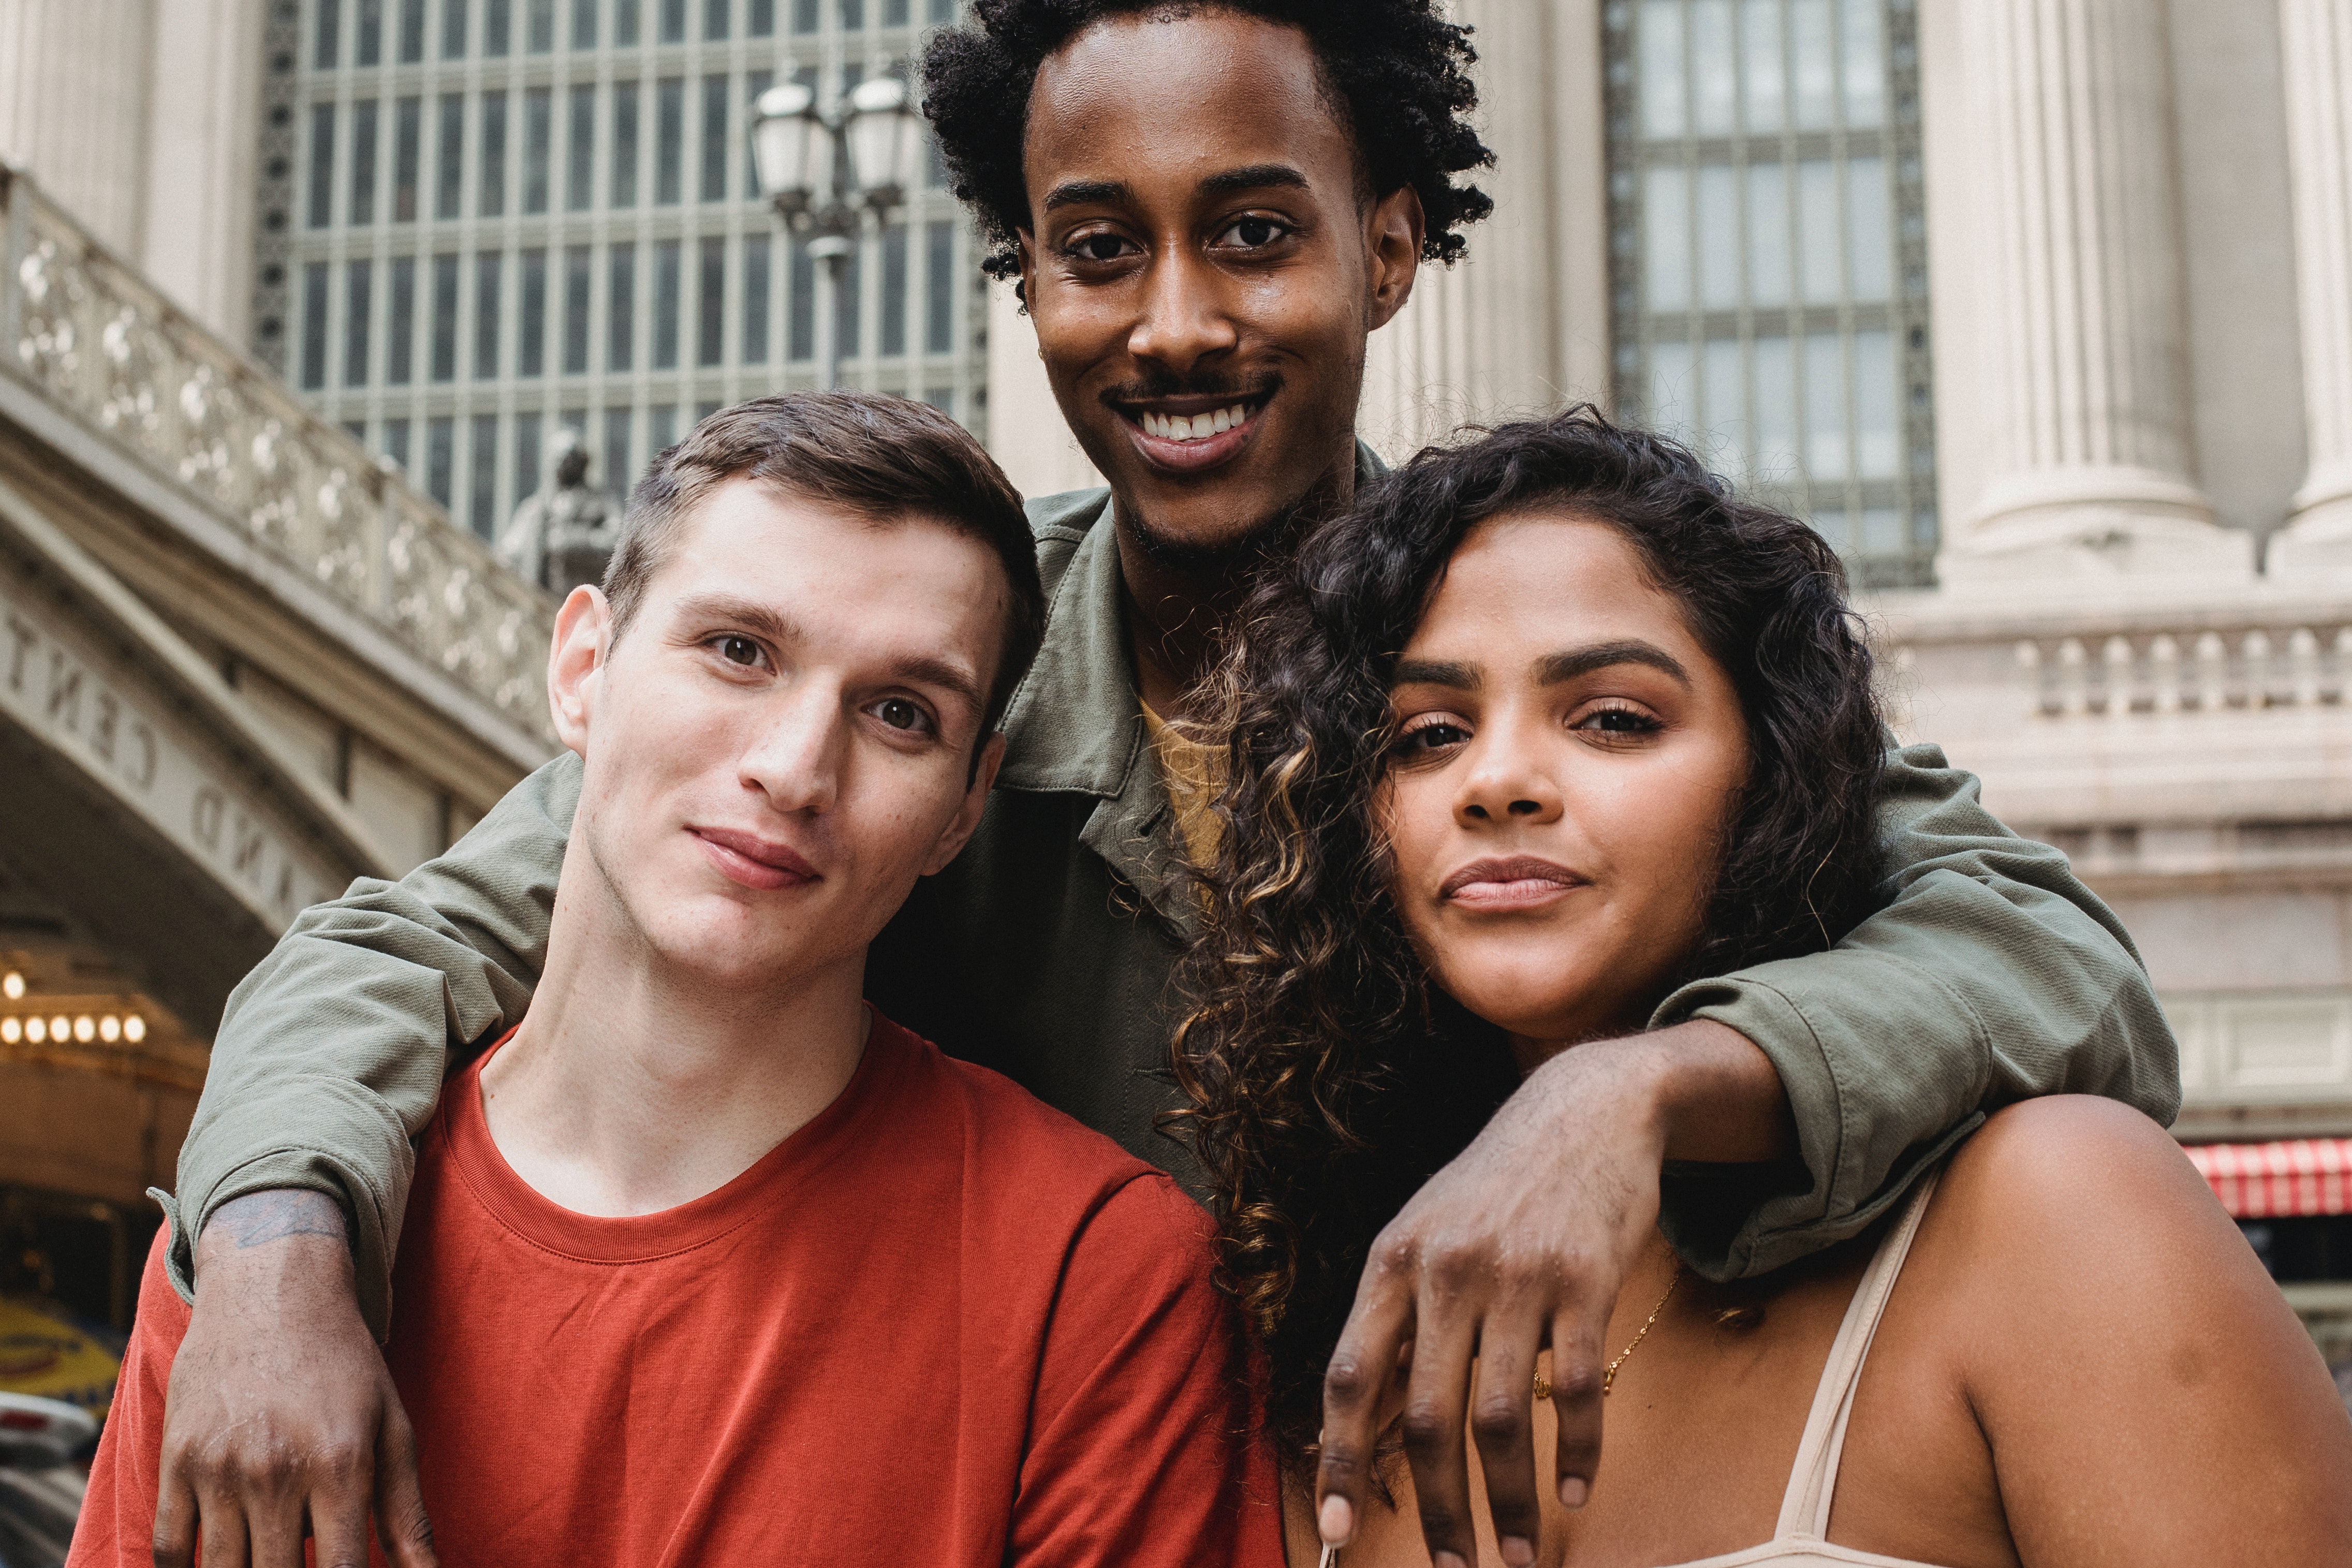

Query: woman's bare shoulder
[1900,1096,2352,1563]
[1934,1094,2212,1235]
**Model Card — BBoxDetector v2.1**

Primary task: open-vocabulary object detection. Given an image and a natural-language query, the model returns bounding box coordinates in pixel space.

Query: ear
[1015,230,1038,319]
[921,730,1006,876]
[1364,185,1425,333]
[548,585,613,759]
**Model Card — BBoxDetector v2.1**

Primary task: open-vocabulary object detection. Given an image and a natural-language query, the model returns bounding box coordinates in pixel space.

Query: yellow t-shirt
[1139,701,1225,871]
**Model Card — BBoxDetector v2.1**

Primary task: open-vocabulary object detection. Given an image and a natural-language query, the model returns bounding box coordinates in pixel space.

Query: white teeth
[1141,403,1252,442]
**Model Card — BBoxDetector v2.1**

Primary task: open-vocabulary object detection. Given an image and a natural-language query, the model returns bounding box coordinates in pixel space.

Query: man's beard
[1120,455,1357,580]
[1122,495,1309,578]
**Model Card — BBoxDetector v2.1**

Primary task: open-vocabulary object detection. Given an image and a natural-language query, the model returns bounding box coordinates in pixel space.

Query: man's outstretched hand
[155,1190,437,1568]
[1313,1019,1792,1568]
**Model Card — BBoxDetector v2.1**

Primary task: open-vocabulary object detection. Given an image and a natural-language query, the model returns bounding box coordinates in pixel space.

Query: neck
[1112,442,1359,721]
[477,865,870,1218]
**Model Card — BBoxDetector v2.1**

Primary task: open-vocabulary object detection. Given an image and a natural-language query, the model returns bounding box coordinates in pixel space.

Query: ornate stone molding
[2013,622,2352,719]
[1,165,555,756]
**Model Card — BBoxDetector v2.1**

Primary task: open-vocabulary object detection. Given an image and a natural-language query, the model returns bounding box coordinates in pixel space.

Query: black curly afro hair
[920,0,1495,288]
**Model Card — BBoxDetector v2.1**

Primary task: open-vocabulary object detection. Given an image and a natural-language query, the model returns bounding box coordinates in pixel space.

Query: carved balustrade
[1,168,553,747]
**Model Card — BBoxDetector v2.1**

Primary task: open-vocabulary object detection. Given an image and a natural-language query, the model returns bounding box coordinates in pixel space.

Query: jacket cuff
[1652,963,1989,1279]
[169,1078,414,1341]
[1650,975,1842,1279]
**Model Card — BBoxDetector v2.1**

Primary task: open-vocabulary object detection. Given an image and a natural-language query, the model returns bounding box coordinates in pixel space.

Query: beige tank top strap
[1769,1171,1943,1543]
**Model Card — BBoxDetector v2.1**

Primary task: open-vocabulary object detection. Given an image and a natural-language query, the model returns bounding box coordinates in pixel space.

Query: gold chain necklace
[1533,1264,1683,1401]
[1318,1272,1686,1568]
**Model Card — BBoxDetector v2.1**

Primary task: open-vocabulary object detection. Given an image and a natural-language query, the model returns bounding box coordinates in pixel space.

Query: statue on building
[496,428,619,597]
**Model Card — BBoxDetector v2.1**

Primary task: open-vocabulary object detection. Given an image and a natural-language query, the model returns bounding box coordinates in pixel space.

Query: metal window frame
[264,0,988,541]
[1604,0,1937,589]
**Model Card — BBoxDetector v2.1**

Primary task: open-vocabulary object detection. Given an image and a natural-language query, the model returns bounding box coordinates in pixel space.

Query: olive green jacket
[170,469,2181,1338]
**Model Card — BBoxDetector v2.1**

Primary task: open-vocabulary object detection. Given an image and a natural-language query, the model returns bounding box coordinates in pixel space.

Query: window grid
[1604,0,1936,589]
[269,0,986,543]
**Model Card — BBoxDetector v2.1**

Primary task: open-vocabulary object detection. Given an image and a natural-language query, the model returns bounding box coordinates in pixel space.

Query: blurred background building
[2,0,2349,1394]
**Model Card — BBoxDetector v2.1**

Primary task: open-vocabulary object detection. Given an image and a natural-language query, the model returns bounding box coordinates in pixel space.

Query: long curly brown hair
[1168,409,1888,1464]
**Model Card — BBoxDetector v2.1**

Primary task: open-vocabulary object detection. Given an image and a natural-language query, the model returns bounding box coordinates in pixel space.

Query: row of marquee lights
[0,972,147,1046]
[1,1013,147,1046]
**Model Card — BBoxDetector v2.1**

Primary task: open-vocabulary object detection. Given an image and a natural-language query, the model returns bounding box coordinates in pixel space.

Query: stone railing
[2015,624,2352,719]
[0,167,554,749]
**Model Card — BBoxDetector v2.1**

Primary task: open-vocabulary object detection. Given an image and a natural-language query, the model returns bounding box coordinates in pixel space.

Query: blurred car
[0,1297,120,1423]
[0,1392,93,1568]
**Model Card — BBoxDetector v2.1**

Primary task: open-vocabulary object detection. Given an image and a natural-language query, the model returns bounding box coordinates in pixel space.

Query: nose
[738,681,846,816]
[1453,731,1564,830]
[1125,246,1239,375]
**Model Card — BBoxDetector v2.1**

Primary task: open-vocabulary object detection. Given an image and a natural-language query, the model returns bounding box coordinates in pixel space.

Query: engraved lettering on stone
[4,614,34,692]
[92,690,119,763]
[45,651,82,731]
[231,811,267,881]
[128,721,155,790]
[192,786,224,851]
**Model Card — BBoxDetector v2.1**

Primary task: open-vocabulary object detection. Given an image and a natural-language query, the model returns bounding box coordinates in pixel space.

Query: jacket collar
[994,438,1390,800]
[995,496,1139,796]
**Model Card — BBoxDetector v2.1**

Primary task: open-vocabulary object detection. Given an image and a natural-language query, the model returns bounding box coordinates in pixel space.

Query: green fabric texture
[171,453,2179,1338]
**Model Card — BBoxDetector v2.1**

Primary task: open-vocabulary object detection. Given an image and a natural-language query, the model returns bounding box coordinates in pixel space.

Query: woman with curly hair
[1175,409,2352,1567]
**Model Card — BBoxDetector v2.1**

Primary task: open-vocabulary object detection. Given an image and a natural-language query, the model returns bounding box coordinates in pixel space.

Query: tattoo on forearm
[205,1190,348,1250]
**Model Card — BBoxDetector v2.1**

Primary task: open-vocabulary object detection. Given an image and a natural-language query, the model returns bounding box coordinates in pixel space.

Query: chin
[1438,956,1612,1043]
[633,903,807,987]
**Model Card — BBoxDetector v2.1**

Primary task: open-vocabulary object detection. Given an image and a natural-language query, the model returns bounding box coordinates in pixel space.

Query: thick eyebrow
[1040,164,1310,216]
[1392,658,1481,691]
[887,654,987,716]
[1535,640,1692,687]
[1041,177,1131,213]
[1197,162,1311,198]
[672,592,802,650]
[669,592,986,714]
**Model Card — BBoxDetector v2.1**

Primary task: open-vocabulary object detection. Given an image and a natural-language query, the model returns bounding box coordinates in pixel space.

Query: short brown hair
[604,392,1045,736]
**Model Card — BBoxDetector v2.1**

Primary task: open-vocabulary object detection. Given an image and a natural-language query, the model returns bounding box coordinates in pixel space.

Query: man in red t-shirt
[73,394,1281,1567]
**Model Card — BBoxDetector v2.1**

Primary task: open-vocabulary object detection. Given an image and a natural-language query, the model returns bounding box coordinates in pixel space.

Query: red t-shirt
[74,1013,1283,1566]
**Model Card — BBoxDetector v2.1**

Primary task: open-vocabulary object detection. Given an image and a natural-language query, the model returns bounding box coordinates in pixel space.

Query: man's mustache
[1097,371,1283,407]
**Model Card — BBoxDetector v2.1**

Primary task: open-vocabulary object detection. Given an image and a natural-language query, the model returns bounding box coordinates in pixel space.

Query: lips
[689,826,820,893]
[1116,395,1268,475]
[1439,855,1587,911]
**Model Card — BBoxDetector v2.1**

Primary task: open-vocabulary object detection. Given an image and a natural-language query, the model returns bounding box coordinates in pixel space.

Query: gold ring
[1531,1373,1552,1400]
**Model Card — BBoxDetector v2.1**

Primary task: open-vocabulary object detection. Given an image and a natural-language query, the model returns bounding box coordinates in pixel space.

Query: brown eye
[1223,216,1284,247]
[1396,721,1468,755]
[719,635,759,666]
[1575,706,1662,735]
[875,698,930,733]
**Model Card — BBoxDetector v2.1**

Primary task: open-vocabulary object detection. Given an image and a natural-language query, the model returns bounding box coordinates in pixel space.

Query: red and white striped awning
[2184,1139,2352,1218]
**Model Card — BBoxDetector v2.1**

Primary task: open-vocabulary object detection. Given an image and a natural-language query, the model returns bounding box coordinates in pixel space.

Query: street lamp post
[750,73,924,391]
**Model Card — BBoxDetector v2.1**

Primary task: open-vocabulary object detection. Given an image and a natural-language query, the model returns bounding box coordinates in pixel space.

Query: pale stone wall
[0,0,263,344]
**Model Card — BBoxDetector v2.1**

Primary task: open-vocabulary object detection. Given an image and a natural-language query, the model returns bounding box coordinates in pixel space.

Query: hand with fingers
[153,1190,438,1568]
[1312,1019,1790,1568]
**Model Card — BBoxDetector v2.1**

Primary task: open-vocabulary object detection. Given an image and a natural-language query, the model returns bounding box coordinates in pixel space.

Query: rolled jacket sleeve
[170,753,582,1338]
[1651,742,2179,1281]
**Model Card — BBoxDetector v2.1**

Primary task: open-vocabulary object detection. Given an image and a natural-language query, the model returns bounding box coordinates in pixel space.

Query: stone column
[1357,0,1609,461]
[1939,0,2251,590]
[137,0,264,344]
[2270,0,2352,574]
[0,0,155,258]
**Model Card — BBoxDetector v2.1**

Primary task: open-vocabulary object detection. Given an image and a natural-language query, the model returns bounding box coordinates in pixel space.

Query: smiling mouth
[1115,395,1270,473]
[1134,402,1258,443]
